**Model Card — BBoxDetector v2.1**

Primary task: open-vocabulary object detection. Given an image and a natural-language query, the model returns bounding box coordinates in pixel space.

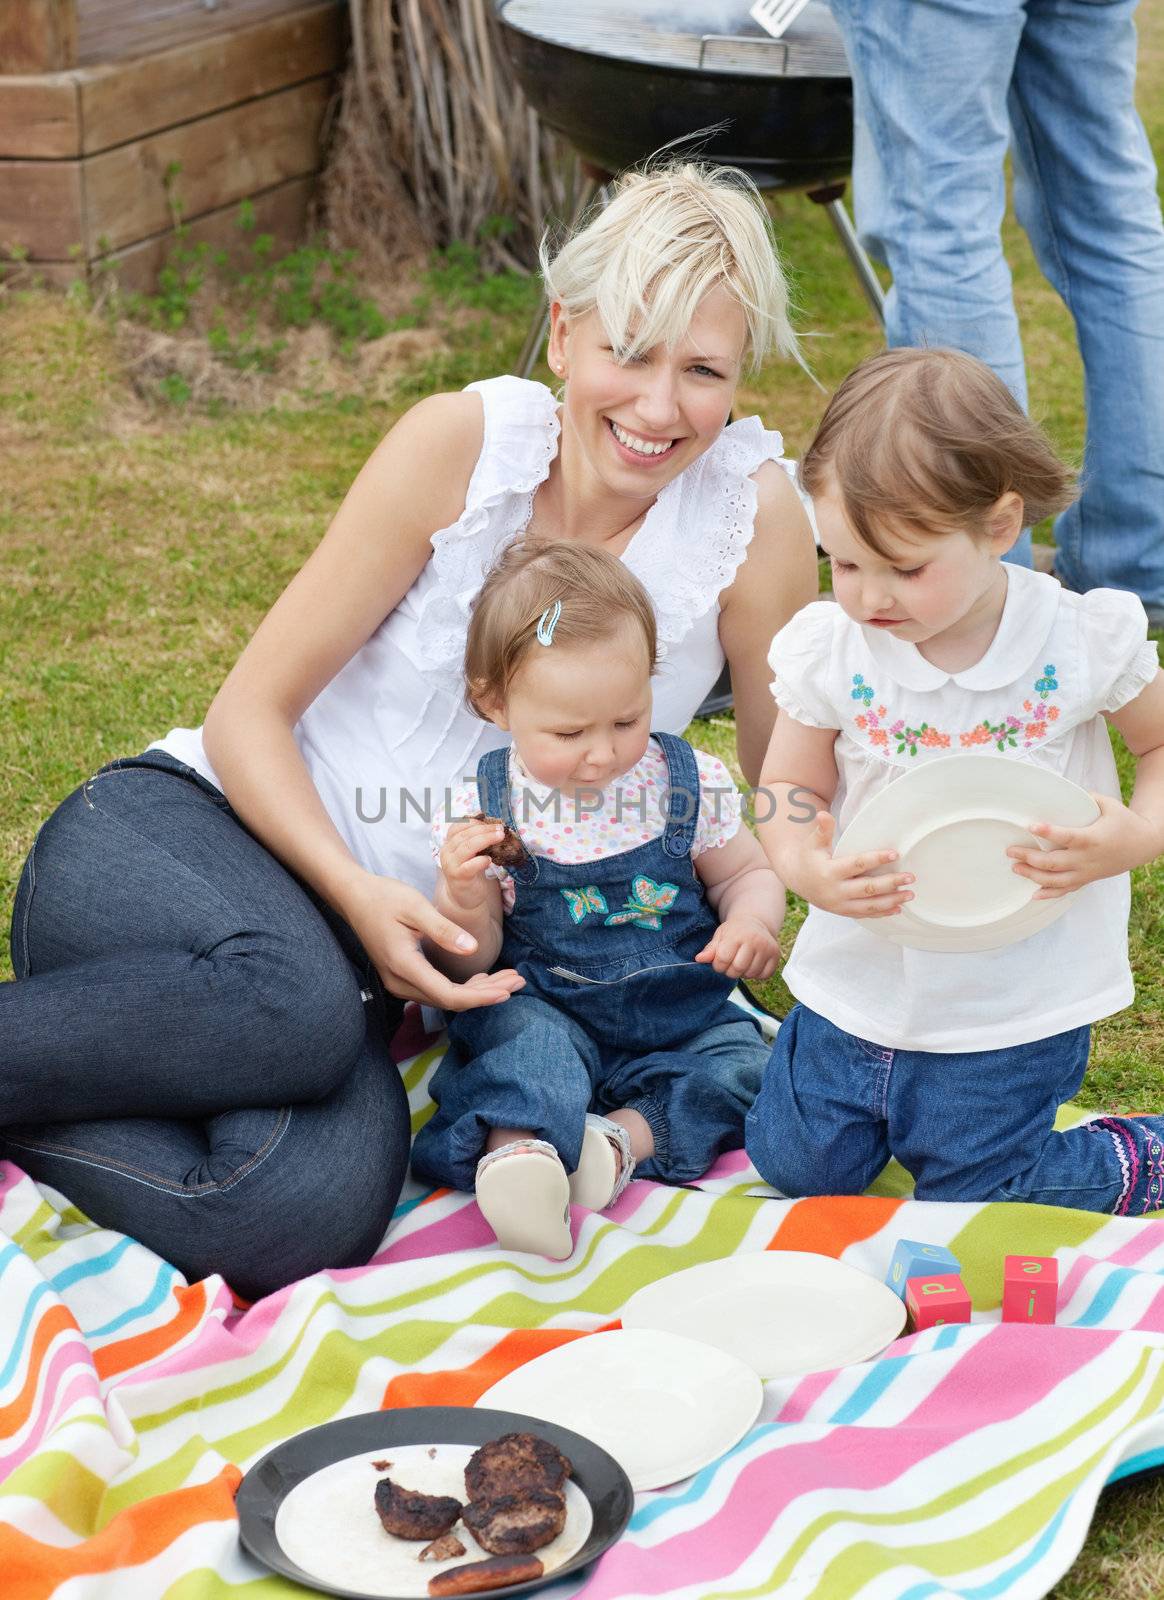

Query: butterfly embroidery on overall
[603,876,681,931]
[560,886,609,924]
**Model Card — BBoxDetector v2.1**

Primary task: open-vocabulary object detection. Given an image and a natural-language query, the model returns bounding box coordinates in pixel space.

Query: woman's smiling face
[548,283,747,499]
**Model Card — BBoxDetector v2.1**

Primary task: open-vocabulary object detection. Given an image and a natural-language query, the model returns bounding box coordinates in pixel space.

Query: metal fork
[748,0,812,40]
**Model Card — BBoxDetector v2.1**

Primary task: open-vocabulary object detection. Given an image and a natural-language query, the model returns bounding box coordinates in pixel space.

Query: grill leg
[514,172,603,379]
[807,183,886,330]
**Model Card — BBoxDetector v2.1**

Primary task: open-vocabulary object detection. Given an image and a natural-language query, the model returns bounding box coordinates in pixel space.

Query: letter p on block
[905,1273,972,1331]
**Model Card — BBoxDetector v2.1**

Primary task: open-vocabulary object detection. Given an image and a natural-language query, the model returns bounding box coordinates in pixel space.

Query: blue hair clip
[536,599,562,646]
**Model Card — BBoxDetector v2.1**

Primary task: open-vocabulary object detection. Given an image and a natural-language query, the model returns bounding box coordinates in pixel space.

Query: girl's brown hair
[800,347,1079,558]
[464,540,658,718]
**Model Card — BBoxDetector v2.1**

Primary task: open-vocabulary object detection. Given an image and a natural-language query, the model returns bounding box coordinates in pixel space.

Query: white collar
[858,564,1062,692]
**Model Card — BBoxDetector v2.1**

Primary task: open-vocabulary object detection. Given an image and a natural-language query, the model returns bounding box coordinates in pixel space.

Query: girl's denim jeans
[1,751,410,1299]
[747,1003,1164,1215]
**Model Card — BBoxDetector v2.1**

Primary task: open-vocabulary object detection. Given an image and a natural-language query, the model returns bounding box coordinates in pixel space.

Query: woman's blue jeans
[829,0,1164,607]
[1,752,411,1300]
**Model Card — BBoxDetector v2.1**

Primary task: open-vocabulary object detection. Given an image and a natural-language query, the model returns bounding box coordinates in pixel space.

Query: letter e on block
[905,1273,972,1331]
[1002,1256,1058,1324]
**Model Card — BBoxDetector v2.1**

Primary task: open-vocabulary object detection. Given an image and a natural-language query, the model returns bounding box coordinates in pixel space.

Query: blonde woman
[2,163,817,1295]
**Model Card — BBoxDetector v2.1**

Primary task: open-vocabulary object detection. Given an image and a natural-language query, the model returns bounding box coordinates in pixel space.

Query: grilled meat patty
[462,1488,567,1556]
[463,1432,570,1503]
[374,1475,463,1541]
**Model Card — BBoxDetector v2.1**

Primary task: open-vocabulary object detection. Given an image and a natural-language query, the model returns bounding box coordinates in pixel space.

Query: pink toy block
[905,1273,972,1331]
[1002,1255,1058,1324]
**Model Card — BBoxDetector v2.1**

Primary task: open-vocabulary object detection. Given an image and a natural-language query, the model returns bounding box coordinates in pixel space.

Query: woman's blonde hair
[540,160,797,373]
[465,541,658,718]
[800,347,1079,557]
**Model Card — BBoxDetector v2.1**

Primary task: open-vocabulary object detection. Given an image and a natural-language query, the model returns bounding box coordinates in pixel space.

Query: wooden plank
[0,74,82,159]
[0,257,82,287]
[93,171,316,291]
[0,0,78,72]
[83,75,332,253]
[0,159,84,258]
[76,0,320,67]
[77,1,344,155]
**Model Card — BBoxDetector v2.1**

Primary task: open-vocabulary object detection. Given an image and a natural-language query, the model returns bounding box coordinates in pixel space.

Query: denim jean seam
[3,1107,292,1197]
[14,832,38,980]
[85,761,230,812]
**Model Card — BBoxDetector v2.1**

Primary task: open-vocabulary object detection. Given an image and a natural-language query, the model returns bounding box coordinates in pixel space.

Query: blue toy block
[887,1239,962,1300]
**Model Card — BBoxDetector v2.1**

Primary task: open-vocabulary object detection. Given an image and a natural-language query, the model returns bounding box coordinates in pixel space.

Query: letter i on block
[1002,1256,1058,1324]
[887,1239,961,1300]
[905,1274,972,1332]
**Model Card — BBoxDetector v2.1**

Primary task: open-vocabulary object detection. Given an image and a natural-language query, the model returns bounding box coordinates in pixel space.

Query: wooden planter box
[0,0,348,288]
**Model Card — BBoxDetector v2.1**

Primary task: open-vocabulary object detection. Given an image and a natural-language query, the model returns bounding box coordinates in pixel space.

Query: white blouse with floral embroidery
[768,564,1160,1052]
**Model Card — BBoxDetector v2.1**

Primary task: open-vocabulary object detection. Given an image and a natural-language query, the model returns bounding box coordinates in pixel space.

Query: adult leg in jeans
[1,754,411,1298]
[1010,0,1164,615]
[827,0,1033,567]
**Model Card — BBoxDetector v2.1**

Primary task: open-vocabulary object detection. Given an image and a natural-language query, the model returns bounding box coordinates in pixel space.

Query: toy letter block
[905,1273,972,1331]
[1002,1256,1058,1324]
[887,1238,962,1300]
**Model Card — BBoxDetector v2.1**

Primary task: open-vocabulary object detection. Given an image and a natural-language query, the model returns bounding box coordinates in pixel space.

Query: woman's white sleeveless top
[151,376,796,895]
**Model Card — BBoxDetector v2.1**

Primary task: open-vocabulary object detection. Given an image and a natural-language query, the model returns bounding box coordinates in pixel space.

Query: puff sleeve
[767,600,843,729]
[1077,588,1160,717]
[691,751,743,856]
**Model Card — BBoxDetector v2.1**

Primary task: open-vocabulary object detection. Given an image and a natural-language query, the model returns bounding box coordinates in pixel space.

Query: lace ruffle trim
[625,418,793,655]
[415,402,790,681]
[414,381,560,685]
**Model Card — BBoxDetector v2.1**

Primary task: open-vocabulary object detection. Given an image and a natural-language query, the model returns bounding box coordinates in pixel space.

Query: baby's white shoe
[569,1115,636,1211]
[475,1139,573,1259]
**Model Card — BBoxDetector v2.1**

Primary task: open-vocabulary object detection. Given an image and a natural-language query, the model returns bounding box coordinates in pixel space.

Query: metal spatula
[749,0,812,40]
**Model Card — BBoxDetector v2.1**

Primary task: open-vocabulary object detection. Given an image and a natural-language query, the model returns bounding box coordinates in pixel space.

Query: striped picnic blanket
[4,1014,1164,1600]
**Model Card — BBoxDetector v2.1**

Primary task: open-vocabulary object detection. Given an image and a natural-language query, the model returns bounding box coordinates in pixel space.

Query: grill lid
[497,0,848,78]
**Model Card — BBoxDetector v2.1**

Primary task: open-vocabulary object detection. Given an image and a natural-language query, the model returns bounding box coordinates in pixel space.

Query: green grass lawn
[2,13,1163,1593]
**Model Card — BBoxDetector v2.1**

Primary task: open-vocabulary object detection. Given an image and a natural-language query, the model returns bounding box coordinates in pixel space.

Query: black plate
[236,1405,635,1599]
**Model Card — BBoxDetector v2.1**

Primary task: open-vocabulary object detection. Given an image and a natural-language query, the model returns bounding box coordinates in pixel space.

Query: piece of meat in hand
[375,1475,463,1540]
[464,1432,570,1503]
[472,813,527,869]
[463,1488,567,1556]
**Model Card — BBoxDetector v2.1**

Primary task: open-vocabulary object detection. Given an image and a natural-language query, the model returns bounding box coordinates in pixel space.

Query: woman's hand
[788,812,916,919]
[695,916,781,980]
[1008,793,1163,898]
[439,818,507,914]
[343,873,523,1010]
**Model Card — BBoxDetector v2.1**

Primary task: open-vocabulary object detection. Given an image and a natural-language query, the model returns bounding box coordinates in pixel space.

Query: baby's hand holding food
[439,818,508,912]
[695,915,782,980]
[789,811,915,920]
[1008,792,1163,898]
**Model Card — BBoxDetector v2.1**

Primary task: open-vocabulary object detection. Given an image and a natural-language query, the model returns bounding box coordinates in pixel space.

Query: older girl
[1,163,816,1296]
[747,349,1164,1212]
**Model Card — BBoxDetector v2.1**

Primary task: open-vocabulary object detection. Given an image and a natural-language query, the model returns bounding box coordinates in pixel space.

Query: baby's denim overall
[411,733,768,1192]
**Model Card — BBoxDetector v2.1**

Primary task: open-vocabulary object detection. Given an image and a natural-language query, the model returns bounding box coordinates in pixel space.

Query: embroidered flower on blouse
[855,698,950,757]
[851,668,1064,757]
